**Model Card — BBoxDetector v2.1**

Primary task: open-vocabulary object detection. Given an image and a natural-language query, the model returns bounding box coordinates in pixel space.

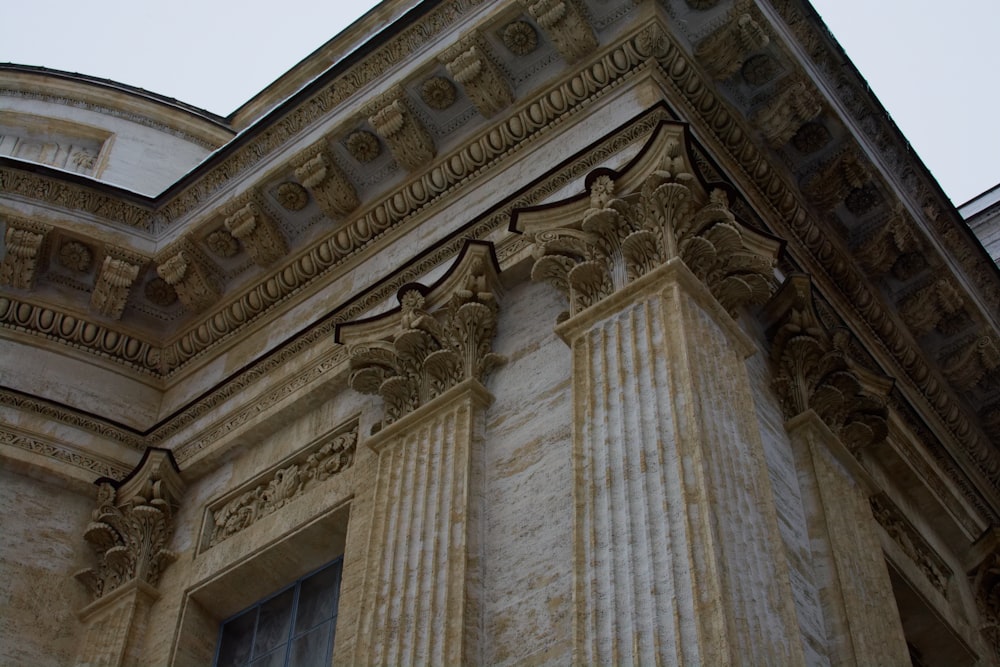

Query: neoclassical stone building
[2,1,1000,665]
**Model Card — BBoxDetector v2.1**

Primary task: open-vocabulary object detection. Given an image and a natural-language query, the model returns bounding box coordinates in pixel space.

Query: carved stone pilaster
[971,551,1000,662]
[521,0,597,64]
[156,244,220,313]
[337,241,501,665]
[803,148,870,211]
[366,90,435,172]
[762,274,892,453]
[694,2,769,80]
[898,278,965,337]
[516,122,780,321]
[0,216,49,289]
[441,35,514,118]
[337,240,504,428]
[291,143,360,218]
[752,77,823,147]
[90,249,143,320]
[943,336,1000,391]
[223,196,288,267]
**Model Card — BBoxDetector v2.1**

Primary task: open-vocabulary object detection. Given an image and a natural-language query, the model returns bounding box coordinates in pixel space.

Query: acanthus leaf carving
[337,241,504,427]
[223,195,288,267]
[442,35,514,118]
[761,274,893,452]
[518,123,780,320]
[156,241,221,315]
[74,449,183,600]
[90,248,144,320]
[803,147,870,211]
[291,143,360,218]
[521,0,597,63]
[898,278,965,337]
[752,77,823,148]
[366,90,435,172]
[694,1,770,80]
[0,215,49,290]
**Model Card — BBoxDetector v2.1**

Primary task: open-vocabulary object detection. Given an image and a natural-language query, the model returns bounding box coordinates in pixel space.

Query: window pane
[295,561,342,633]
[288,620,332,667]
[217,609,257,667]
[253,588,294,657]
[250,647,287,667]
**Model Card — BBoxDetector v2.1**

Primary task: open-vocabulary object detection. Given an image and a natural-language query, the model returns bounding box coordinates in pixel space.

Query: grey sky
[3,0,998,205]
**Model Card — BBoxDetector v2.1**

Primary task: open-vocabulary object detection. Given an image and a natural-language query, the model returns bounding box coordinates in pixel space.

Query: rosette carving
[516,123,780,319]
[75,449,183,600]
[762,274,893,452]
[337,241,504,427]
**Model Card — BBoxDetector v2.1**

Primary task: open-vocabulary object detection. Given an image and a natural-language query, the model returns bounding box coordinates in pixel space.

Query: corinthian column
[336,241,503,665]
[74,448,183,667]
[761,275,910,665]
[515,121,803,664]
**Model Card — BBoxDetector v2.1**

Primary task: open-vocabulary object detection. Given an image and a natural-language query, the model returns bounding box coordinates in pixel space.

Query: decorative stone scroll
[441,34,514,118]
[855,207,926,280]
[366,89,435,172]
[75,448,183,601]
[0,216,49,290]
[291,142,360,218]
[337,240,504,428]
[694,1,769,80]
[223,196,288,267]
[156,242,220,313]
[943,336,1000,391]
[521,0,597,64]
[90,249,144,320]
[752,77,823,148]
[207,424,357,548]
[762,274,893,452]
[803,147,870,211]
[516,121,780,320]
[898,278,965,337]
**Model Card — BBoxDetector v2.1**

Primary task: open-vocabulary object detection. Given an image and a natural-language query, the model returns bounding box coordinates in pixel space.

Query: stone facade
[1,1,999,665]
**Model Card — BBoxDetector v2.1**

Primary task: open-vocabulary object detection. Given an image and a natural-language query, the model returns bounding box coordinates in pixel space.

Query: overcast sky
[3,0,998,206]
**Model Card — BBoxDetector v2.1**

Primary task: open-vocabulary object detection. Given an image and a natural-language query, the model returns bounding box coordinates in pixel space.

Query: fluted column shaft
[353,380,488,666]
[557,258,802,665]
[785,411,910,665]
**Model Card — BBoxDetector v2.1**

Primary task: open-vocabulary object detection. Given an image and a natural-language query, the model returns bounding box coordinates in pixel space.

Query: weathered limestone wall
[0,466,92,666]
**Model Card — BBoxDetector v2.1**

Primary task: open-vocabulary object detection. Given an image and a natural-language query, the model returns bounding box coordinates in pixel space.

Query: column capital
[513,120,781,324]
[336,240,504,428]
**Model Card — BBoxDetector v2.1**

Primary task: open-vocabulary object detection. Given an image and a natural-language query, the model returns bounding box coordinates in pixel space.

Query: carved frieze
[442,35,514,118]
[223,197,288,267]
[156,246,220,314]
[366,91,435,172]
[90,249,144,320]
[521,0,597,63]
[207,425,357,548]
[291,143,360,219]
[518,122,780,319]
[338,241,504,427]
[869,492,951,595]
[0,216,49,290]
[694,2,769,80]
[75,449,184,600]
[762,274,893,452]
[753,77,823,148]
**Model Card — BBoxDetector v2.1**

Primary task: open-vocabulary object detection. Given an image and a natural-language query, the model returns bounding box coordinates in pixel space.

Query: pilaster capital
[514,121,780,323]
[336,240,504,427]
[761,274,893,452]
[75,448,184,602]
